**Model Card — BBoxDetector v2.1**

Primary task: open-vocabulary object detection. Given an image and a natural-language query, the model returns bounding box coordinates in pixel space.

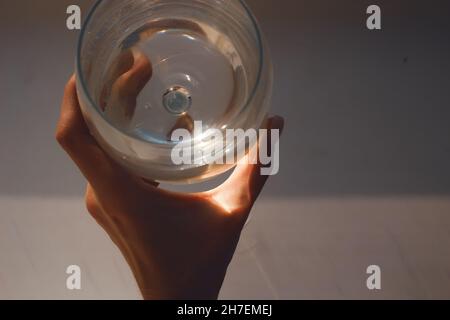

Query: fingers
[108,50,135,86]
[105,50,152,123]
[55,76,125,191]
[211,116,285,215]
[111,50,152,118]
[100,50,135,111]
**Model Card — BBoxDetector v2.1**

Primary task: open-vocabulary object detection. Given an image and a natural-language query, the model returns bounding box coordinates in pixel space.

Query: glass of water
[76,0,273,183]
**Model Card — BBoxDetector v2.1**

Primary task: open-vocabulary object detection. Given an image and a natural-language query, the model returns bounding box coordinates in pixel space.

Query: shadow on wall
[0,0,449,197]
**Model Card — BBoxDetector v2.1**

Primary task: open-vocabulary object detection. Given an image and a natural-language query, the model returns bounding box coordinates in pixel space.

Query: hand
[56,52,284,300]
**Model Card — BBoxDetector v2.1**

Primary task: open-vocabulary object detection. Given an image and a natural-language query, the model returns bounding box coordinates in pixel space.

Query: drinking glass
[76,0,273,183]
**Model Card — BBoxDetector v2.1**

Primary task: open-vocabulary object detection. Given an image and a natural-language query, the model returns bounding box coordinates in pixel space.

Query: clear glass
[76,0,273,183]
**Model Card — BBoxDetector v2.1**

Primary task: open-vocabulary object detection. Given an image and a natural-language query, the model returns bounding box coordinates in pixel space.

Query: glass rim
[76,0,265,146]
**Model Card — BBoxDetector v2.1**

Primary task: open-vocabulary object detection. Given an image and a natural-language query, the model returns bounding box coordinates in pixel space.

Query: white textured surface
[2,196,450,299]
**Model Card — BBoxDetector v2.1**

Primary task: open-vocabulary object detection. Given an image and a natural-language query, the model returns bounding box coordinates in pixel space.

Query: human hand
[56,50,284,300]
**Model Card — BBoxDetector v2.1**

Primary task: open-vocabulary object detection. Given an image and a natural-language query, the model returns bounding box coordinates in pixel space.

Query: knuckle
[65,77,76,92]
[85,195,100,216]
[55,125,73,147]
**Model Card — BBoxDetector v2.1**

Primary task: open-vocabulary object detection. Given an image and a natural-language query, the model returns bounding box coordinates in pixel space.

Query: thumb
[212,115,285,214]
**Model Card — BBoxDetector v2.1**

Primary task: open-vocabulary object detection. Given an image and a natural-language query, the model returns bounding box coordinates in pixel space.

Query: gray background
[1,0,450,299]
